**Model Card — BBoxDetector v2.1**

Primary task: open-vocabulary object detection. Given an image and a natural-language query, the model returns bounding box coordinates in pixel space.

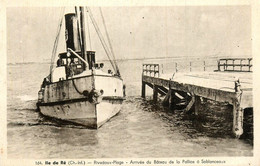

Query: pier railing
[217,58,252,72]
[142,64,160,77]
[143,58,252,76]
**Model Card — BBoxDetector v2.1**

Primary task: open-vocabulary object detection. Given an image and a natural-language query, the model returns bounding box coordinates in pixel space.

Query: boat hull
[38,97,124,128]
[38,73,125,128]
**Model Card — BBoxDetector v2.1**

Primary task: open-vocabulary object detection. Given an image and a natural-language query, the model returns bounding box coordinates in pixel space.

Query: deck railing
[217,58,252,72]
[142,64,160,77]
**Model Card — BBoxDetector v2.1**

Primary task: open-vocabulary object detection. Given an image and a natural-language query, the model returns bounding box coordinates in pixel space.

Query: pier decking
[141,59,253,138]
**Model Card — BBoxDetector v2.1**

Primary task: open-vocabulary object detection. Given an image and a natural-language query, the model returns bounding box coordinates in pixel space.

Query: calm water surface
[7,58,253,158]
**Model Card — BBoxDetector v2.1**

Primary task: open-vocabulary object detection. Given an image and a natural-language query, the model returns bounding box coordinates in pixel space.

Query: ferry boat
[37,7,125,128]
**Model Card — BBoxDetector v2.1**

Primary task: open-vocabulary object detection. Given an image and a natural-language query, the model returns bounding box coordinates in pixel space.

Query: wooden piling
[162,89,170,106]
[141,81,146,98]
[153,84,158,102]
[168,89,174,109]
[194,96,200,115]
[183,93,195,113]
[168,81,173,109]
[233,101,244,138]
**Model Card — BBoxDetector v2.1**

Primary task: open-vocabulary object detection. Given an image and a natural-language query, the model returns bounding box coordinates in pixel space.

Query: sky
[7,6,251,63]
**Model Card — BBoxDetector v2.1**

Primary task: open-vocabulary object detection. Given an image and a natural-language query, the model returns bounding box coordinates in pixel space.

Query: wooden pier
[141,59,253,138]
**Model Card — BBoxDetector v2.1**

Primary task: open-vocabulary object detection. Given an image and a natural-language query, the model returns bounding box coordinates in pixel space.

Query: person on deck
[69,58,75,76]
[66,52,75,78]
[56,54,63,67]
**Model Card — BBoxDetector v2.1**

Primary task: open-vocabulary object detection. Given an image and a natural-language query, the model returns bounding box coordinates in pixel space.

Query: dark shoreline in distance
[7,55,252,65]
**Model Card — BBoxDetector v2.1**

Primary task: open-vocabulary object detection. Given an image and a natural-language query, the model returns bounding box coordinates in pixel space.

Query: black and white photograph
[1,1,259,165]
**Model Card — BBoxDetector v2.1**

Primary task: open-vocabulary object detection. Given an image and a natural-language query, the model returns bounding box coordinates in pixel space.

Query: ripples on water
[7,62,253,158]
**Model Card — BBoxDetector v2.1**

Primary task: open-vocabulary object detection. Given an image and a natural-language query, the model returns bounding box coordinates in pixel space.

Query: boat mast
[79,6,87,70]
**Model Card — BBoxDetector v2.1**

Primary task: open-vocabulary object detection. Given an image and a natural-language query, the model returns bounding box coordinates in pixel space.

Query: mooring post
[153,84,158,102]
[141,81,146,98]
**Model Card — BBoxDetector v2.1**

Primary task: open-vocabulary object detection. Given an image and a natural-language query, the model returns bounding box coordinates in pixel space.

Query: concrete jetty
[141,58,252,138]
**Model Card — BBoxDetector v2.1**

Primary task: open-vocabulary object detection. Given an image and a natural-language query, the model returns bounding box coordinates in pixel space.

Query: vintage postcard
[0,0,259,165]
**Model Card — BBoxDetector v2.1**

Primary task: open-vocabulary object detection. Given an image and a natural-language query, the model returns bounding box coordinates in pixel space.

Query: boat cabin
[52,50,105,82]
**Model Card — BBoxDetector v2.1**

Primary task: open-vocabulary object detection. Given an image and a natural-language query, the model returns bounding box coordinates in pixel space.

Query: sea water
[7,57,253,158]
